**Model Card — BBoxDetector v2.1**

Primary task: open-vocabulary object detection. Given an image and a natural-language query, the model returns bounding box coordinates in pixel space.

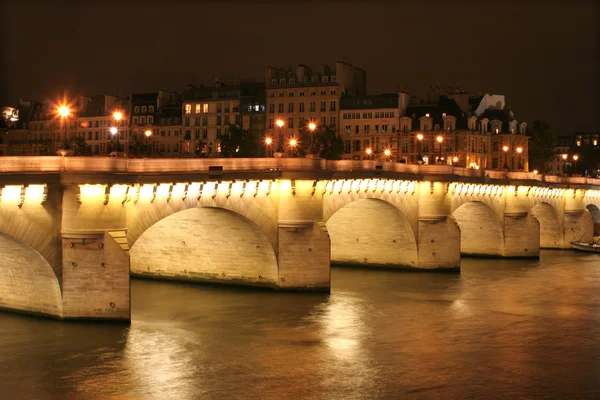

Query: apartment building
[264,61,366,152]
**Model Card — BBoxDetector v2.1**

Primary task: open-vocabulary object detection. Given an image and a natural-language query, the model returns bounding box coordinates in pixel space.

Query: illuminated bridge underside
[1,159,599,320]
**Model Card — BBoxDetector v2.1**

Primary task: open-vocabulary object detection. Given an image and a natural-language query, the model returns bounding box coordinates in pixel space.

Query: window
[310,91,316,96]
[382,124,387,133]
[364,125,370,132]
[134,106,140,113]
[184,130,191,140]
[374,125,379,133]
[269,104,275,113]
[345,125,351,134]
[140,117,146,124]
[344,140,351,153]
[331,76,336,82]
[576,140,581,146]
[355,125,359,134]
[288,117,294,128]
[289,92,294,97]
[268,118,274,128]
[299,92,305,96]
[320,117,326,126]
[194,117,200,126]
[217,116,222,125]
[235,115,241,125]
[185,104,191,114]
[203,104,209,113]
[279,78,286,84]
[330,117,336,127]
[133,116,138,124]
[321,90,327,95]
[141,106,147,113]
[299,103,304,112]
[195,104,201,113]
[310,102,316,112]
[288,103,294,112]
[225,104,230,113]
[203,129,208,139]
[323,76,329,83]
[184,117,189,126]
[271,79,277,85]
[149,106,154,112]
[148,116,153,124]
[224,115,230,124]
[279,92,284,97]
[353,140,361,152]
[203,116,208,126]
[312,76,318,83]
[217,128,222,137]
[195,129,200,139]
[161,130,165,137]
[330,101,336,111]
[320,102,326,111]
[278,103,284,113]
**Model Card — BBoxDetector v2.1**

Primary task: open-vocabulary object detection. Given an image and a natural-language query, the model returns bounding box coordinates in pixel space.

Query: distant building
[180,80,265,157]
[264,61,366,152]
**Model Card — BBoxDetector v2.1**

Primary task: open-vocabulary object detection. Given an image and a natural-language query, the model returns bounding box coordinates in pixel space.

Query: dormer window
[279,78,286,84]
[425,113,430,117]
[271,79,277,85]
[302,77,308,83]
[289,78,295,84]
[149,106,154,112]
[134,106,140,113]
[184,104,191,114]
[141,106,147,113]
[323,76,329,83]
[312,76,318,83]
[331,75,336,82]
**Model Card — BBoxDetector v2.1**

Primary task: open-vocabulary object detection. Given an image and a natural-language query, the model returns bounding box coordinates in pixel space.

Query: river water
[1,250,599,400]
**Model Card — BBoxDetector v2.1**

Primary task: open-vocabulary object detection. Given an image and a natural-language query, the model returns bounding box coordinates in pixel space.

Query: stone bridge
[1,157,599,322]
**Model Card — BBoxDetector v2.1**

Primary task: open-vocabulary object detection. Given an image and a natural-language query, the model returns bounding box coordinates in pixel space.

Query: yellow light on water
[79,184,106,200]
[139,184,156,199]
[25,185,46,203]
[1,185,24,202]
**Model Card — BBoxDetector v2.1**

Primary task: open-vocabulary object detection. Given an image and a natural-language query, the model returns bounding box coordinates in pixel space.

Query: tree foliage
[314,126,344,160]
[219,124,256,157]
[527,120,556,172]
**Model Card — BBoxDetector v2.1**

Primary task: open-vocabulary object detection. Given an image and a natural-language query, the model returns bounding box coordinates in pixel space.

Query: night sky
[1,0,597,134]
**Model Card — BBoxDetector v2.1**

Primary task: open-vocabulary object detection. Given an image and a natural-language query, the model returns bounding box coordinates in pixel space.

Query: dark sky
[1,0,598,133]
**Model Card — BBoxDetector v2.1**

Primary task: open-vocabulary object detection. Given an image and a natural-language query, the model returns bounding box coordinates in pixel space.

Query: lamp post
[502,145,509,170]
[308,122,317,154]
[561,153,568,175]
[109,127,118,154]
[144,129,152,157]
[573,154,579,175]
[516,146,523,171]
[365,147,372,160]
[436,136,443,164]
[57,105,71,150]
[113,111,123,153]
[276,119,284,152]
[416,133,424,164]
[264,137,273,157]
[288,138,297,158]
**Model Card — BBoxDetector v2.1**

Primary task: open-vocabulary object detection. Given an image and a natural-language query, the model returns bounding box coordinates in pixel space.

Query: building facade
[264,62,366,152]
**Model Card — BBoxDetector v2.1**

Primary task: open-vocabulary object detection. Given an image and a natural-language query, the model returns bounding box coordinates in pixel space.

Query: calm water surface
[1,250,599,400]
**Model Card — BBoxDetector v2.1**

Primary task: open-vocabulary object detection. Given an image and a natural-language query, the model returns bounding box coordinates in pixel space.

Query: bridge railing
[0,156,599,186]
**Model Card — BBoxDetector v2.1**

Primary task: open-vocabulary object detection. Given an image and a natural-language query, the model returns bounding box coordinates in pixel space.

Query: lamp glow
[308,122,317,131]
[276,119,284,128]
[366,148,372,155]
[417,134,424,141]
[110,127,118,135]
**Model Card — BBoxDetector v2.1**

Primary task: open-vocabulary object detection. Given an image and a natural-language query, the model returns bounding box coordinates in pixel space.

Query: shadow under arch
[586,204,600,236]
[452,200,504,256]
[530,202,563,248]
[325,198,418,268]
[129,207,279,288]
[0,233,62,317]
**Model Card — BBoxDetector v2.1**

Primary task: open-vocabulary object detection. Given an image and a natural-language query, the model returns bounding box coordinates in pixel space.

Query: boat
[571,240,600,253]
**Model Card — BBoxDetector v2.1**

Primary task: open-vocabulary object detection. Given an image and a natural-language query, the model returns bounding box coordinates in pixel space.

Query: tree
[314,126,344,160]
[219,124,256,157]
[71,136,90,156]
[527,120,556,173]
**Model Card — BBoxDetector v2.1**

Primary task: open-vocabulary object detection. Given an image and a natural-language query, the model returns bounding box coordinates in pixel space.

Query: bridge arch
[129,207,279,288]
[325,198,418,268]
[586,204,600,236]
[452,201,504,257]
[530,202,563,248]
[0,232,62,317]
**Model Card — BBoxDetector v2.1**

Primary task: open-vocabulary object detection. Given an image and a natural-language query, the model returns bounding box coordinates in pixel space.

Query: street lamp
[308,121,317,154]
[452,156,458,165]
[57,105,71,150]
[502,145,509,170]
[365,147,372,160]
[384,148,391,160]
[436,136,443,164]
[288,138,297,157]
[416,133,424,163]
[516,146,523,170]
[561,153,568,175]
[144,129,152,157]
[573,154,579,175]
[276,119,284,152]
[264,137,273,157]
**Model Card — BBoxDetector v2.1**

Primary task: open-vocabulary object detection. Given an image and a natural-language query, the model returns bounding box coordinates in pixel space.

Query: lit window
[203,104,209,113]
[576,140,581,146]
[185,104,192,114]
[195,104,201,113]
[594,140,598,146]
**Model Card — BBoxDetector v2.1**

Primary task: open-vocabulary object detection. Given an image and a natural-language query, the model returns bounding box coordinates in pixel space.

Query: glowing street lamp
[365,147,372,160]
[384,148,391,159]
[573,154,579,175]
[145,129,152,157]
[110,127,118,135]
[436,136,443,163]
[57,104,71,149]
[502,145,509,170]
[264,137,273,157]
[516,146,523,170]
[416,133,424,163]
[452,156,458,165]
[288,138,298,157]
[276,119,285,152]
[308,122,317,154]
[113,111,123,122]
